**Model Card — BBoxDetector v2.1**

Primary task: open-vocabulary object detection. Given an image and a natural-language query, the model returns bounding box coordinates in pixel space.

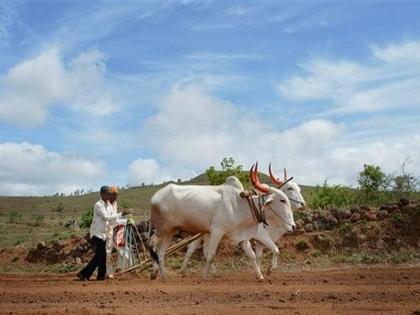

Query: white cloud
[0,48,117,128]
[0,142,105,196]
[128,158,165,186]
[136,83,420,187]
[277,40,420,114]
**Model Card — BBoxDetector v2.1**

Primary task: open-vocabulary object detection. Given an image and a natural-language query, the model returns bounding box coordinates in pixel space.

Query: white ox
[180,164,306,275]
[149,167,296,280]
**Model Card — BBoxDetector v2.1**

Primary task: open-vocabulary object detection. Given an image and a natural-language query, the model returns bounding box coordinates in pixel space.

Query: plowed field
[1,266,419,314]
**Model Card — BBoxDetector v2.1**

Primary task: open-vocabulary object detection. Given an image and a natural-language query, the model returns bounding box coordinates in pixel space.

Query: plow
[112,220,202,276]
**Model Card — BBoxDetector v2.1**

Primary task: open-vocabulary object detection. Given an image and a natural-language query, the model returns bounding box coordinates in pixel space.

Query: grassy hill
[0,171,316,249]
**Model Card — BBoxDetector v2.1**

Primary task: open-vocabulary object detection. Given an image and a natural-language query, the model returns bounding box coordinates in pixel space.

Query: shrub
[53,203,64,213]
[206,157,249,187]
[14,235,26,245]
[79,207,93,229]
[8,211,23,224]
[296,240,310,251]
[308,181,355,209]
[30,214,44,227]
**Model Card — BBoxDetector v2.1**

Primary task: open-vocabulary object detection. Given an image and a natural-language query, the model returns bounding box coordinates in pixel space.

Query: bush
[8,211,23,224]
[79,207,93,229]
[30,214,44,227]
[52,203,64,213]
[308,181,355,210]
[206,157,250,187]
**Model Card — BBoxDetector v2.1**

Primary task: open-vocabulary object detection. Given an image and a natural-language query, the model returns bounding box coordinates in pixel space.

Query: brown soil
[1,266,419,315]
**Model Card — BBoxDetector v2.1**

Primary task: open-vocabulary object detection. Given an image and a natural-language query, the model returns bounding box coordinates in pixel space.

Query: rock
[327,215,339,226]
[290,228,305,235]
[350,206,360,213]
[303,214,313,224]
[400,198,410,206]
[304,223,314,232]
[314,220,327,231]
[363,211,377,221]
[351,213,361,222]
[295,220,304,229]
[75,257,82,264]
[36,242,46,250]
[401,203,416,213]
[378,210,389,219]
[312,212,320,220]
[360,205,374,212]
[342,209,353,219]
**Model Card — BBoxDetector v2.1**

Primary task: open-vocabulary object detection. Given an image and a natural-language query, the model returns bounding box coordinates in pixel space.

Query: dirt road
[1,266,419,315]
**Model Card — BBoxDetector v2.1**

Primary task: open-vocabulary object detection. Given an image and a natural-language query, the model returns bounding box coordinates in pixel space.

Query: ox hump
[223,176,244,190]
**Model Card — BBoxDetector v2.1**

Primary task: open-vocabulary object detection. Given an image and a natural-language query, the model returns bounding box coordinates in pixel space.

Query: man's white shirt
[90,199,125,240]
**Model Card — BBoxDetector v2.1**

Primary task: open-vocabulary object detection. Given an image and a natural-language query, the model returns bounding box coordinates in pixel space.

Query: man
[105,185,126,279]
[77,186,125,281]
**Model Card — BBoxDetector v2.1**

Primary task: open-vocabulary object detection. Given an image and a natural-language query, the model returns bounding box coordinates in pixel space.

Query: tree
[357,164,389,199]
[391,159,418,198]
[206,157,249,187]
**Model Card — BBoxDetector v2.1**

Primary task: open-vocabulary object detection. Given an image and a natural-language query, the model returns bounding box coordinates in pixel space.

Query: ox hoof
[266,268,272,275]
[256,275,264,281]
[150,270,158,280]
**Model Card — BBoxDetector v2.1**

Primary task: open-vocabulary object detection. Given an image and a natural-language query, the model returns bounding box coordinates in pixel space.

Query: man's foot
[76,272,88,281]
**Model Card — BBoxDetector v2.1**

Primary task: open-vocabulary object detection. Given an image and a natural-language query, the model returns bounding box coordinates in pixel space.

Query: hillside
[1,172,314,248]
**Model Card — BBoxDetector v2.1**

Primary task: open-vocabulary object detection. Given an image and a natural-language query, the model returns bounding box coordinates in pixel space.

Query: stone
[351,213,361,222]
[400,198,410,206]
[350,206,360,213]
[36,242,46,250]
[363,211,377,221]
[342,209,353,219]
[304,223,314,232]
[378,210,389,219]
[327,215,339,226]
[295,220,304,230]
[291,228,305,235]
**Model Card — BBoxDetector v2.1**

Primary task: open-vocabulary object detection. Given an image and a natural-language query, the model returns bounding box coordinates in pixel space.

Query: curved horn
[249,164,256,186]
[268,163,284,186]
[252,162,269,193]
[284,167,288,181]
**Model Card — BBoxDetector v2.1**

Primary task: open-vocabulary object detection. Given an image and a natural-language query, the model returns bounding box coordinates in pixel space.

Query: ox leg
[241,240,264,280]
[203,231,223,279]
[254,242,264,270]
[150,236,162,280]
[157,234,172,280]
[254,234,279,276]
[180,236,202,275]
[202,234,217,274]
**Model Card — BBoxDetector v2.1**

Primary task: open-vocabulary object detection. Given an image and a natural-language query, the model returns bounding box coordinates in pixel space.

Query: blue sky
[1,1,420,196]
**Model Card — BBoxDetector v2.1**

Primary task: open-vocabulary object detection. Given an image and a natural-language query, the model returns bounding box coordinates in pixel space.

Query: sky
[1,1,420,196]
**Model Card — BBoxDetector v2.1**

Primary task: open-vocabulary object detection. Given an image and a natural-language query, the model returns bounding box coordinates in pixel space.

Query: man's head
[100,185,110,201]
[109,185,118,203]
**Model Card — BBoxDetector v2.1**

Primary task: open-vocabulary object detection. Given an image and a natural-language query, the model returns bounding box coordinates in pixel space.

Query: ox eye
[280,199,286,203]
[287,188,293,191]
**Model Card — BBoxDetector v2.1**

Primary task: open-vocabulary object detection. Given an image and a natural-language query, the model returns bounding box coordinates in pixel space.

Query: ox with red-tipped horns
[180,163,305,276]
[149,163,295,280]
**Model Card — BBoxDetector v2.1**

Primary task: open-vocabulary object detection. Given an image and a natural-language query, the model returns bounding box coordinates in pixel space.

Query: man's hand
[126,215,135,225]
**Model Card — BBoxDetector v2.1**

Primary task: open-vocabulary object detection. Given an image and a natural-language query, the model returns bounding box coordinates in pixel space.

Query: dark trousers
[79,236,106,280]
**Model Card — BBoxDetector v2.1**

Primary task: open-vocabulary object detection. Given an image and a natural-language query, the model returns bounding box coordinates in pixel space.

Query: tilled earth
[1,266,419,315]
